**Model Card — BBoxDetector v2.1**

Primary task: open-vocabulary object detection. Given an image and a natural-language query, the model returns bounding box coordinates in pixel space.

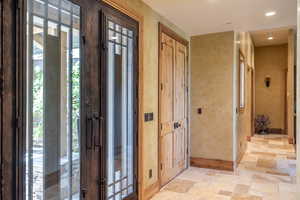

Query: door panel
[101,7,139,200]
[161,33,174,130]
[160,133,173,184]
[174,42,187,173]
[159,30,188,186]
[160,33,175,184]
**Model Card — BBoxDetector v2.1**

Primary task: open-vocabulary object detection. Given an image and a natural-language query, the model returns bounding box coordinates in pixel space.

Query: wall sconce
[265,76,271,88]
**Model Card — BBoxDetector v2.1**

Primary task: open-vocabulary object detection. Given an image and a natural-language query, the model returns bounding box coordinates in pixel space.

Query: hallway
[151,135,297,200]
[239,135,296,177]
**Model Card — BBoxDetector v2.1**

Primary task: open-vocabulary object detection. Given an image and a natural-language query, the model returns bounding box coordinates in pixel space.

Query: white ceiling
[251,27,290,47]
[142,0,297,36]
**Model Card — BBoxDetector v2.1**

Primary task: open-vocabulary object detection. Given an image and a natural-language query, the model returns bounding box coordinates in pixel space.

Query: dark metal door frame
[99,4,139,200]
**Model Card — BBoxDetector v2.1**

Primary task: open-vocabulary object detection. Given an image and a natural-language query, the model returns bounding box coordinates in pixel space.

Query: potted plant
[255,115,271,135]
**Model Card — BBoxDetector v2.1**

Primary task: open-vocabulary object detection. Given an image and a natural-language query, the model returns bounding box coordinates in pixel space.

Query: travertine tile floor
[151,135,298,200]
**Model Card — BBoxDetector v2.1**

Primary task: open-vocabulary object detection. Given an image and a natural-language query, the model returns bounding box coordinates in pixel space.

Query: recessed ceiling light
[265,11,276,17]
[268,36,274,40]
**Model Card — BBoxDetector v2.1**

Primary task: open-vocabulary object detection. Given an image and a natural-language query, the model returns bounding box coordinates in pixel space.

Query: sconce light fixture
[265,76,271,88]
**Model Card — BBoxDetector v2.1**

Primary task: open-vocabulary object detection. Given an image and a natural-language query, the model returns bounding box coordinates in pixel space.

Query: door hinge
[160,83,163,90]
[161,42,165,50]
[101,41,107,51]
[160,124,162,130]
[160,163,163,170]
[16,116,22,129]
[0,67,3,97]
[98,178,106,186]
[81,35,86,45]
[81,188,87,199]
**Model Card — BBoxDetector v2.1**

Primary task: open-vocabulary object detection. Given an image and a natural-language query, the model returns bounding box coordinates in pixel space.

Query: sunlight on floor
[151,135,298,200]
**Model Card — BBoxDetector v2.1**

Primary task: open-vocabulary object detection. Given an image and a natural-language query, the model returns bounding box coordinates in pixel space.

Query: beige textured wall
[106,0,190,190]
[236,32,255,162]
[255,45,288,131]
[190,31,234,161]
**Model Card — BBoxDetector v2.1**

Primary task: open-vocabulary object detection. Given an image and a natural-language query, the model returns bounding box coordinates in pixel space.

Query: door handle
[174,122,182,129]
[92,112,100,150]
[93,114,103,149]
[86,115,93,150]
[86,112,101,150]
[174,122,179,129]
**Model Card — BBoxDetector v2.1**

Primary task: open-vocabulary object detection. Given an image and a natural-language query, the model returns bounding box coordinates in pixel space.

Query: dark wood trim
[2,0,17,199]
[190,157,234,171]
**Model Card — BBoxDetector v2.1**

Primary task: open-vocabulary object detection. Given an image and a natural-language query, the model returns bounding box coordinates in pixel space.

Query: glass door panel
[105,19,137,200]
[25,0,81,199]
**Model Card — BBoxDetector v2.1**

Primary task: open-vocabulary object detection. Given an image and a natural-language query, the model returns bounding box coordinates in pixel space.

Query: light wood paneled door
[159,24,188,187]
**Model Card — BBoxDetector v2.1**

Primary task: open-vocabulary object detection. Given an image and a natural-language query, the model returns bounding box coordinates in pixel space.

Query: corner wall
[190,31,234,162]
[235,32,255,163]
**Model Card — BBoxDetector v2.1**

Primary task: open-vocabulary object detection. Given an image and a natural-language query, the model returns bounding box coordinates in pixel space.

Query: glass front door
[25,0,81,199]
[102,9,138,200]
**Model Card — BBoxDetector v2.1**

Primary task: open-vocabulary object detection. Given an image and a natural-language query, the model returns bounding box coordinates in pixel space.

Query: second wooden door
[159,29,188,186]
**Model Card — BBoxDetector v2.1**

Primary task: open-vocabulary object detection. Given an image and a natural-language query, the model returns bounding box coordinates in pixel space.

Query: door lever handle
[86,115,93,150]
[94,115,104,148]
[86,112,101,150]
[91,112,100,149]
[174,122,179,129]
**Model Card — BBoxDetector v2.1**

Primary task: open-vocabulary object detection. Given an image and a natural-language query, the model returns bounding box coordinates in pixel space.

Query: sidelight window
[239,52,246,110]
[106,20,136,200]
[25,0,81,199]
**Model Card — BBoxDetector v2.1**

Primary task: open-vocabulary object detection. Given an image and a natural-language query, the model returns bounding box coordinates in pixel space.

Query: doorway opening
[236,27,297,179]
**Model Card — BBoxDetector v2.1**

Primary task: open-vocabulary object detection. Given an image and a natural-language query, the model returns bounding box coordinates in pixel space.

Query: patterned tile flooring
[151,135,298,200]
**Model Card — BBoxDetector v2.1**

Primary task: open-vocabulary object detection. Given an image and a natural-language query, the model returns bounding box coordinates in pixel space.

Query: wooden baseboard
[190,157,234,171]
[269,128,284,134]
[143,181,159,200]
[288,137,294,144]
